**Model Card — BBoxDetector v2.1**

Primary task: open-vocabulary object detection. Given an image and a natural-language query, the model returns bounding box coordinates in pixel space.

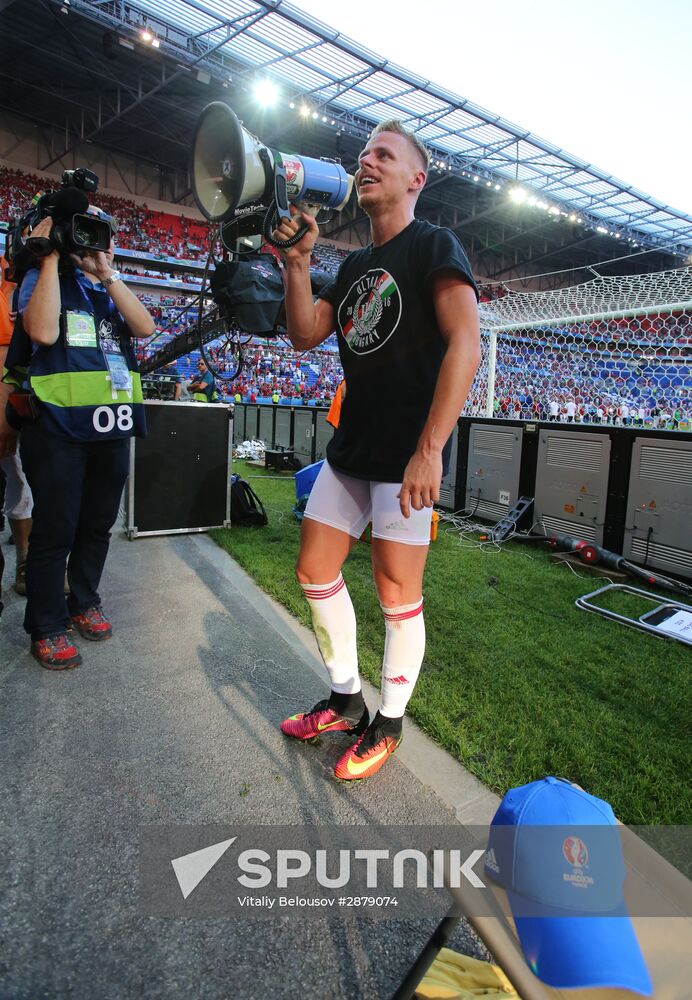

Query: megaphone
[191,102,353,247]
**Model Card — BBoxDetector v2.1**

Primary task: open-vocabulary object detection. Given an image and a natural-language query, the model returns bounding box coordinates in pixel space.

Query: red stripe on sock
[303,578,345,601]
[384,602,423,622]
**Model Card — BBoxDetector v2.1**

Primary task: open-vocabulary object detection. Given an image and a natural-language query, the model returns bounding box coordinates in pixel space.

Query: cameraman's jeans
[19,425,130,641]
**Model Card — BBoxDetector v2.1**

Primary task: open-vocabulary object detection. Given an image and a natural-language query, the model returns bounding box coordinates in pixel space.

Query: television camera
[5,167,116,283]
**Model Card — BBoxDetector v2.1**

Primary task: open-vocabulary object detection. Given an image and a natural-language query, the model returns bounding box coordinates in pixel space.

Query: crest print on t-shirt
[337,268,402,355]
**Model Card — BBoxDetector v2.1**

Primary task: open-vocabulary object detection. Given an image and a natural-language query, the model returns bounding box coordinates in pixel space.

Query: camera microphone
[48,186,90,221]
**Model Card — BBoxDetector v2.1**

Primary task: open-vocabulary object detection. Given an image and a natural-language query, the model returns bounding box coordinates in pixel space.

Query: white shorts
[304,460,432,546]
[0,452,34,520]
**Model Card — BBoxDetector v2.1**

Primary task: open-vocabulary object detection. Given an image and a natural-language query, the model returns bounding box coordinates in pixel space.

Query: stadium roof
[138,0,692,245]
[3,0,691,285]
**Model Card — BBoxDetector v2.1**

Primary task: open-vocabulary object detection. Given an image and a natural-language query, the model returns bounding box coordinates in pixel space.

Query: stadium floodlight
[151,37,160,48]
[141,28,152,42]
[254,79,279,107]
[509,186,528,203]
[299,104,310,117]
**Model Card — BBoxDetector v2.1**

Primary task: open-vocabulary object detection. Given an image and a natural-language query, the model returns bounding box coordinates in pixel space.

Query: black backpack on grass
[230,475,268,527]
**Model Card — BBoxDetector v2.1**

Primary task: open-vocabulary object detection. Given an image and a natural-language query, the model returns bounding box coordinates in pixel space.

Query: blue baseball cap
[485,776,652,995]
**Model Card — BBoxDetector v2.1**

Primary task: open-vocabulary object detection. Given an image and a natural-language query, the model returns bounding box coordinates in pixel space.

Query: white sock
[301,575,361,694]
[379,599,425,718]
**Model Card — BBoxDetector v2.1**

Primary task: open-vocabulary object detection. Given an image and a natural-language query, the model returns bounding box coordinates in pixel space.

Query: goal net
[467,267,692,430]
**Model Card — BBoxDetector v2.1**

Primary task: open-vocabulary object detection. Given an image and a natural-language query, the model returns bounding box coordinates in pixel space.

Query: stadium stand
[1,164,689,427]
[0,166,210,262]
[310,242,349,272]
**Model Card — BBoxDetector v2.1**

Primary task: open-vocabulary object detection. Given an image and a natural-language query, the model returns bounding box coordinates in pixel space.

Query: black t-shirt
[319,218,477,482]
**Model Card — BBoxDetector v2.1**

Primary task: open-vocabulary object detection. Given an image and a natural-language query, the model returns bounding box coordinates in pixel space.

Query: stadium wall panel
[456,418,691,573]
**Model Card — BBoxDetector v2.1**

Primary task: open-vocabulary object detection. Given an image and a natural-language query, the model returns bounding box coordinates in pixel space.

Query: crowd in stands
[310,242,349,272]
[0,165,209,262]
[0,166,45,221]
[467,334,690,428]
[143,343,342,405]
[137,294,200,338]
[0,166,350,275]
[139,315,689,426]
[222,345,342,403]
[130,294,692,427]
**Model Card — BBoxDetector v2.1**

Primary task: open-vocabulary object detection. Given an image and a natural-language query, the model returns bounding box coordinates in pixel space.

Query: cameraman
[5,212,154,669]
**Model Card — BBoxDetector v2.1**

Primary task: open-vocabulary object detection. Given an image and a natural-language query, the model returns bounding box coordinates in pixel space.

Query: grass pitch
[211,461,691,824]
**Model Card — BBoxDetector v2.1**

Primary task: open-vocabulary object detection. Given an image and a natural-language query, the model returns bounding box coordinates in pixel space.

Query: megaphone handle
[273,155,291,222]
[275,176,290,222]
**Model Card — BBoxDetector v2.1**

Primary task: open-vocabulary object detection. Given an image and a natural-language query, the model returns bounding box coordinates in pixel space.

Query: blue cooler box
[295,460,324,500]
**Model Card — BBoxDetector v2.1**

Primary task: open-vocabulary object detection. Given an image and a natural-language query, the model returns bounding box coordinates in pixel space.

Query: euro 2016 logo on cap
[562,836,588,867]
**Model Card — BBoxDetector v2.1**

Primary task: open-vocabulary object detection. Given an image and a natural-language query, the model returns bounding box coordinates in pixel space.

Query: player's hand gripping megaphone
[190,102,353,248]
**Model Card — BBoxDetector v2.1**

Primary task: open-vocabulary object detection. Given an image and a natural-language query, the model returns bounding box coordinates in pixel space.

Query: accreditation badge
[103,350,132,392]
[65,310,98,348]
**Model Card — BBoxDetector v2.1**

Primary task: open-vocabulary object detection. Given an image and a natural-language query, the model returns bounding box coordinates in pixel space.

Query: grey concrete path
[0,527,499,1000]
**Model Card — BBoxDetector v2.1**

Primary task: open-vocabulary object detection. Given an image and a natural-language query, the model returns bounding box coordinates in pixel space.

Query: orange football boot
[281,699,369,743]
[334,719,402,780]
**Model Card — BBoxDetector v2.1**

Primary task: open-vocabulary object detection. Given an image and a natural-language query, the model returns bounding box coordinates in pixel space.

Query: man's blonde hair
[369,119,430,173]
